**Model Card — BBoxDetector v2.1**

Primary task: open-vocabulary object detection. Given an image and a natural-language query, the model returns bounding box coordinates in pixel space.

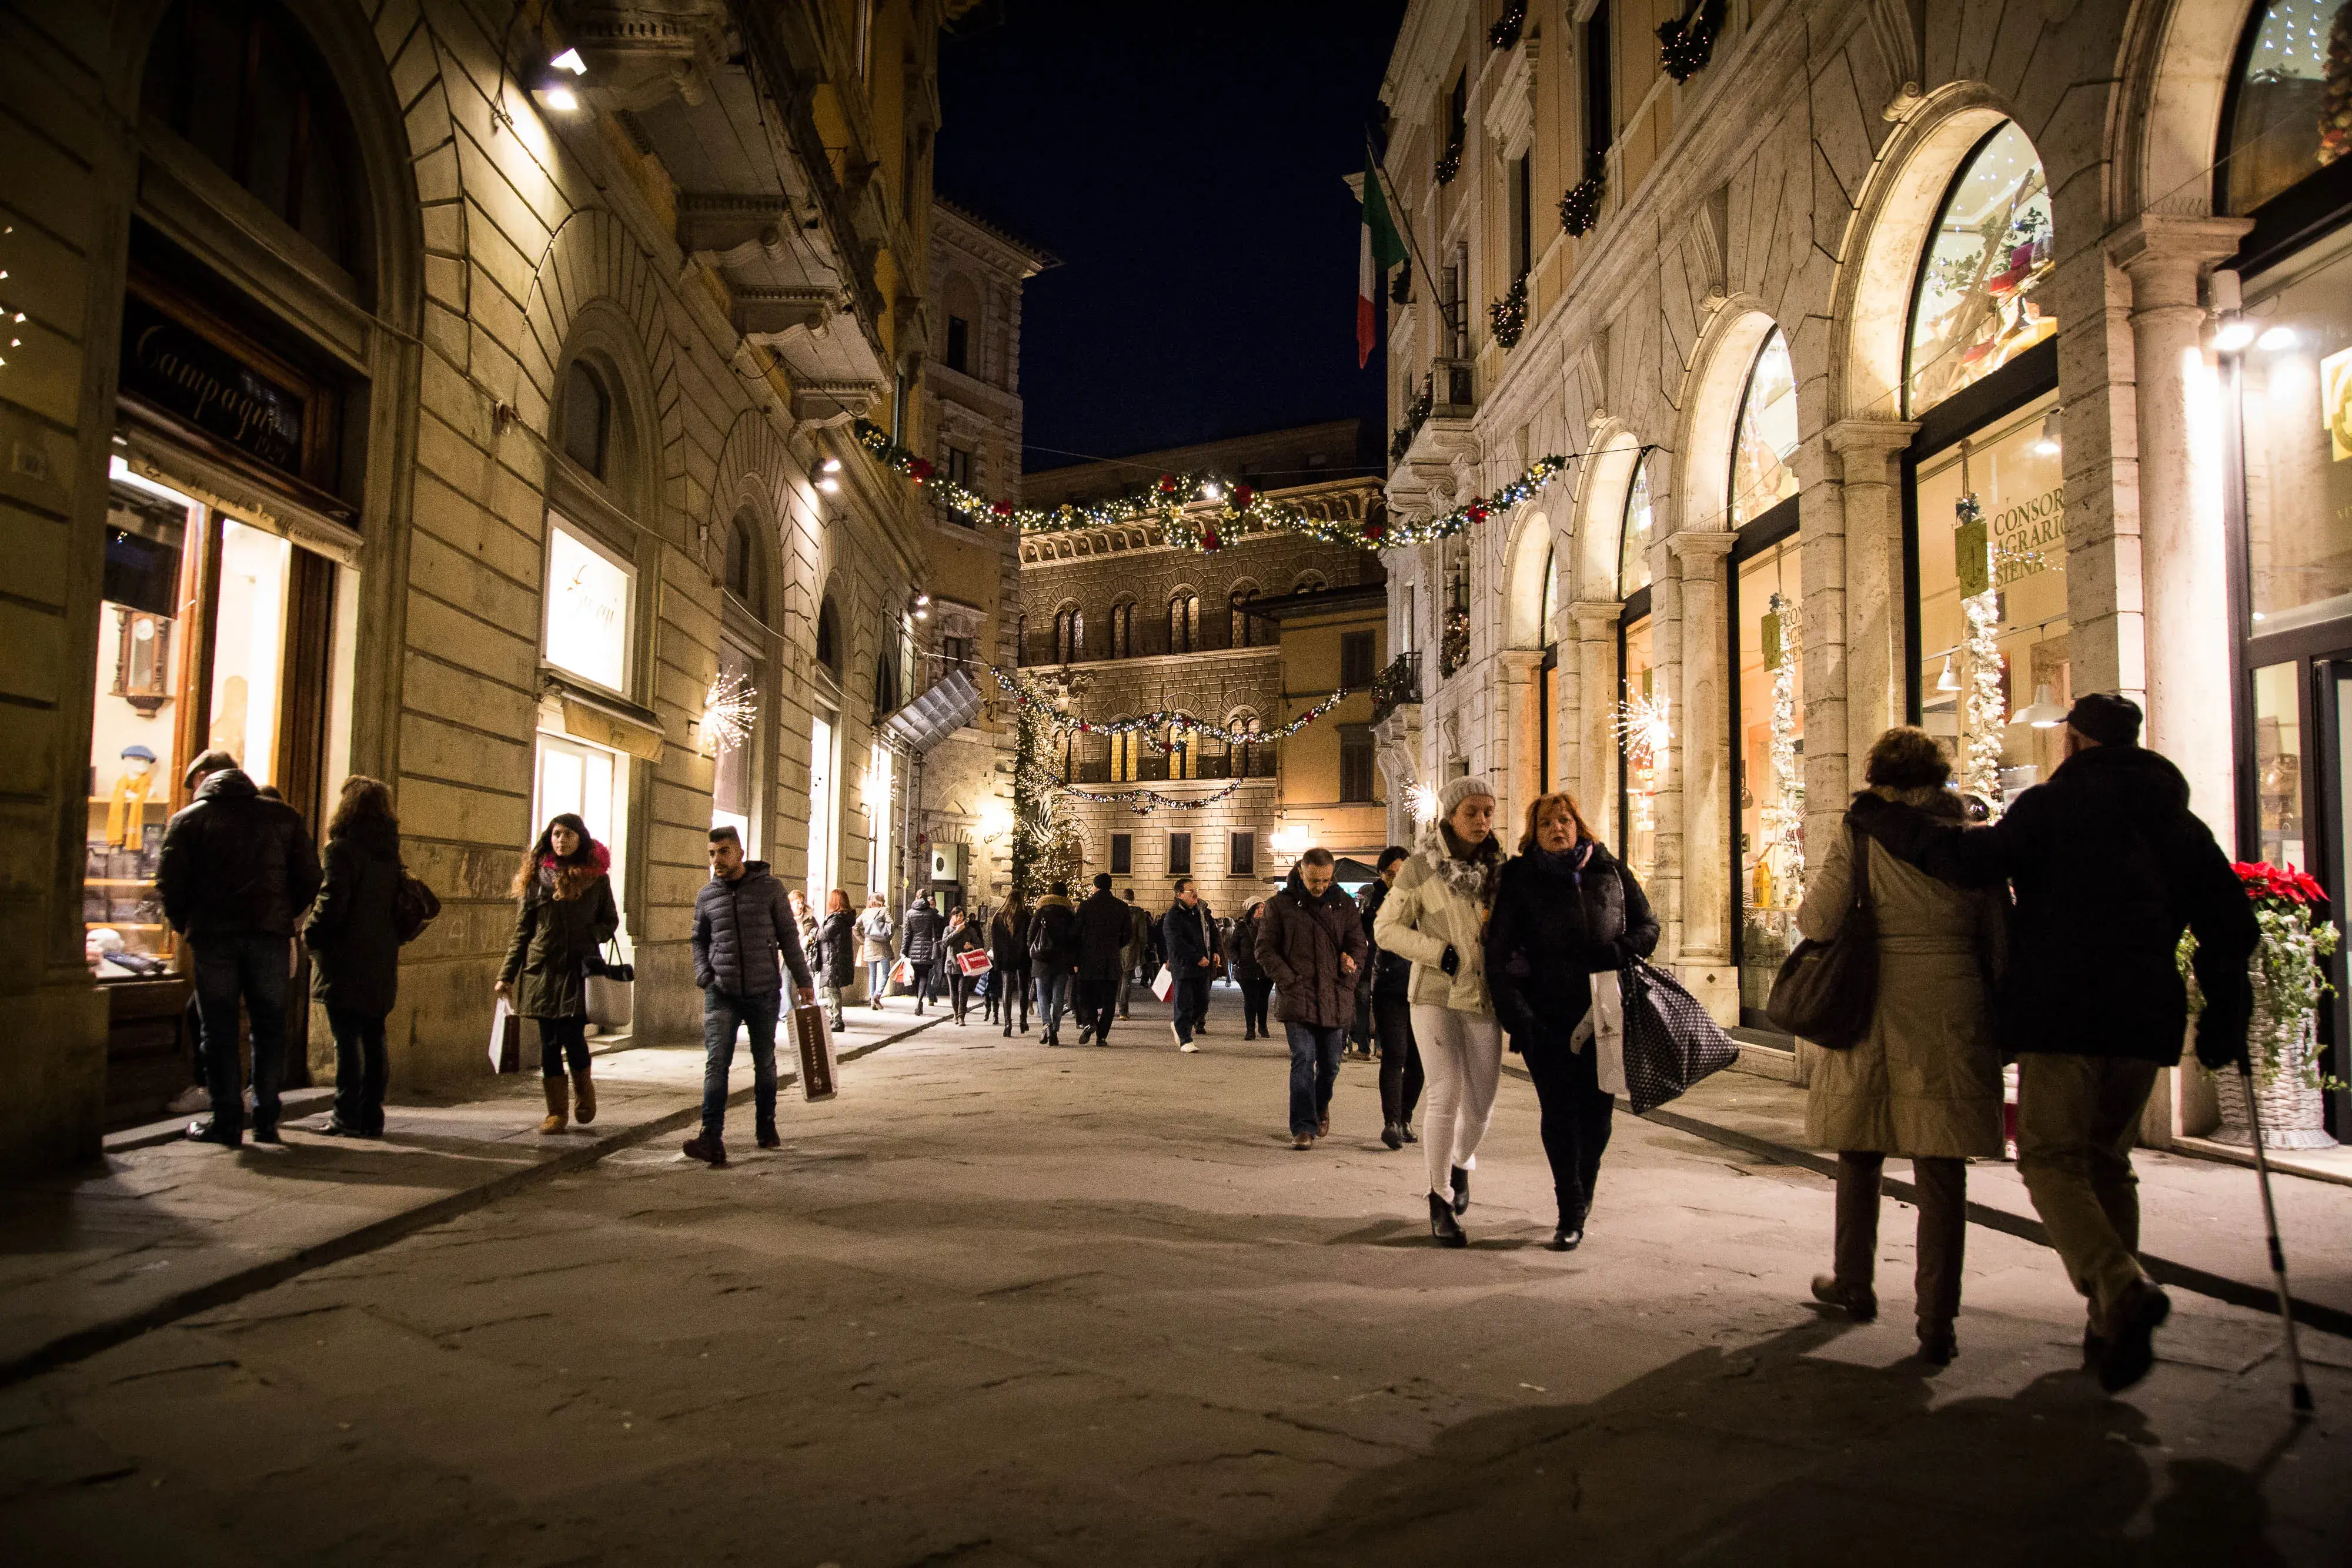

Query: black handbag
[1763,820,1876,1049]
[1619,958,1739,1115]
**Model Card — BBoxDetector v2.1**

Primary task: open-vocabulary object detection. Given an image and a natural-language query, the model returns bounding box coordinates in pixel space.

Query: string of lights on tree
[988,665,1347,749]
[853,417,1570,554]
[1759,595,1804,907]
[1061,780,1247,815]
[1955,494,2009,811]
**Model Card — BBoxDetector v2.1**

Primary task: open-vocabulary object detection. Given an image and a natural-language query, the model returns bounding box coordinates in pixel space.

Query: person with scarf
[1373,775,1506,1246]
[496,813,619,1134]
[1485,791,1659,1250]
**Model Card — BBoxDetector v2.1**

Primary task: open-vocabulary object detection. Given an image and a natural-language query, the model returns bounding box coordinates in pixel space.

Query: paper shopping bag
[1589,969,1627,1098]
[793,1002,838,1102]
[1151,963,1175,1002]
[487,998,523,1074]
[954,948,991,977]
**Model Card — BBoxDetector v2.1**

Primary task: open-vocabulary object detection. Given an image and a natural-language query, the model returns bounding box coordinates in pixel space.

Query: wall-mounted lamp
[2015,683,2068,728]
[533,46,588,112]
[2030,410,2062,457]
[2212,316,2257,353]
[821,456,844,474]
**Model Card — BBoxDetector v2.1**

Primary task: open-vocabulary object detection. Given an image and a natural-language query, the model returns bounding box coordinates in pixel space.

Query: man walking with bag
[686,827,814,1166]
[1850,694,2256,1391]
[1165,877,1218,1052]
[1256,848,1369,1148]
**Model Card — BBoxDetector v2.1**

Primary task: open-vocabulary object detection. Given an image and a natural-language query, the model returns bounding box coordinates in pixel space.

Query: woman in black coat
[990,897,1032,1037]
[496,813,620,1134]
[302,775,404,1138]
[1232,900,1274,1039]
[1484,791,1659,1251]
[814,888,858,1029]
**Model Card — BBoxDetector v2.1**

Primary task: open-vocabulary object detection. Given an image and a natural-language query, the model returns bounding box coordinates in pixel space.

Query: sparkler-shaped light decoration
[700,672,756,758]
[1407,781,1441,825]
[1615,693,1672,834]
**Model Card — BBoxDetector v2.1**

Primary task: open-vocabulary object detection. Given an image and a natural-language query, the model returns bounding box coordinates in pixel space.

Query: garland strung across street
[987,665,1347,749]
[1061,780,1247,815]
[853,417,1568,554]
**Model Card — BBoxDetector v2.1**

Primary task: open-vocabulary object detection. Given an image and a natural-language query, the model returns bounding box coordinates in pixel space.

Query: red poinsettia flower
[1200,526,1221,552]
[908,458,934,482]
[1466,502,1488,523]
[992,500,1013,518]
[1157,473,1177,494]
[1232,485,1255,510]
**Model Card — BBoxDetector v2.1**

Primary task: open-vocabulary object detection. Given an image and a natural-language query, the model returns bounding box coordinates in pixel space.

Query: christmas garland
[1490,276,1528,349]
[989,665,1346,747]
[1488,1,1526,51]
[1062,779,1248,815]
[1559,152,1607,237]
[854,417,1568,553]
[1658,0,1725,83]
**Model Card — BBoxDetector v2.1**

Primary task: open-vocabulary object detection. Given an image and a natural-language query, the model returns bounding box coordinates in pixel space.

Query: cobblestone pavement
[2,987,2346,1566]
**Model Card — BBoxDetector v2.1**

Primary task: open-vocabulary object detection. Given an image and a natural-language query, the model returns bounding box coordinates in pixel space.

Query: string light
[1061,780,1247,814]
[987,665,1344,748]
[700,672,756,757]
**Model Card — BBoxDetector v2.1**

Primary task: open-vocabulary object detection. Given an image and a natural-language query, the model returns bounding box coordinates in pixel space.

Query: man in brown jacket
[1256,847,1370,1149]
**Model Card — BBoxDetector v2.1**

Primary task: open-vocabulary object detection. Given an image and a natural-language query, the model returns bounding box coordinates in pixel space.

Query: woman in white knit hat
[1372,774,1506,1245]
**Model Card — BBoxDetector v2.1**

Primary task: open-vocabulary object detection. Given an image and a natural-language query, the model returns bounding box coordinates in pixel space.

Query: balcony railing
[1369,651,1423,724]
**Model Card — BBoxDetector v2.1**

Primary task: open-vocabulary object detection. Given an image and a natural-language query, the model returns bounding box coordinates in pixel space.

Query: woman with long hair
[941,905,984,1025]
[496,813,619,1134]
[1233,898,1274,1039]
[814,888,857,1029]
[1485,790,1659,1249]
[1795,727,2006,1365]
[303,775,405,1137]
[856,894,894,1009]
[990,895,1032,1037]
[1373,775,1507,1246]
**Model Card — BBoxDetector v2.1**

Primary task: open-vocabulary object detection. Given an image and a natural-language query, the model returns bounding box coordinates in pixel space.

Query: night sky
[934,0,1410,477]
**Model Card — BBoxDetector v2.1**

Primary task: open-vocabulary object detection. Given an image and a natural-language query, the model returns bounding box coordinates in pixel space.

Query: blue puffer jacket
[692,862,813,997]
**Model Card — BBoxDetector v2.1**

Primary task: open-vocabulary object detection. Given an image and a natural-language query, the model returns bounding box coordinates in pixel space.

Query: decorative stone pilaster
[1569,601,1625,845]
[1495,647,1545,831]
[1668,529,1739,1022]
[1822,418,1916,845]
[2110,214,2251,850]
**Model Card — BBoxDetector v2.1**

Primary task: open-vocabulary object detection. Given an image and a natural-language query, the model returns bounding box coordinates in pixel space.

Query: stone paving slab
[0,1006,944,1386]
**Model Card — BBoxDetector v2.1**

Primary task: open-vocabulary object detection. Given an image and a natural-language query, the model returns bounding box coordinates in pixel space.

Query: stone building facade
[1372,0,2352,1145]
[1017,423,1388,915]
[0,0,984,1173]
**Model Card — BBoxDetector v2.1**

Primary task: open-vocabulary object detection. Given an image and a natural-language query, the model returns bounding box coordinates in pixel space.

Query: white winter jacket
[1372,821,1503,1015]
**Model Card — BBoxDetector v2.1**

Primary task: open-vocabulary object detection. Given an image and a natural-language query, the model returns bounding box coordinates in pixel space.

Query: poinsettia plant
[2180,860,2344,1088]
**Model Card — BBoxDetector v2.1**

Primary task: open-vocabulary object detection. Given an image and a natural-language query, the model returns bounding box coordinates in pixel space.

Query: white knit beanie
[1436,774,1497,820]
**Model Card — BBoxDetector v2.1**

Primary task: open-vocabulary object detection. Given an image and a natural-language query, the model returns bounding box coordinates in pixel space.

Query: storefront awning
[879,671,981,755]
[542,676,668,762]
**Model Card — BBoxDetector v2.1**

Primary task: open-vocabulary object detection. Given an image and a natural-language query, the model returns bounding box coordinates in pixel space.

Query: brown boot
[538,1075,568,1134]
[572,1064,596,1124]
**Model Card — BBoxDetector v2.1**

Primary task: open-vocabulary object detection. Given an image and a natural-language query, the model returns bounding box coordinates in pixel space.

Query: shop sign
[1989,485,2065,588]
[118,294,307,479]
[1955,510,1991,598]
[544,523,632,693]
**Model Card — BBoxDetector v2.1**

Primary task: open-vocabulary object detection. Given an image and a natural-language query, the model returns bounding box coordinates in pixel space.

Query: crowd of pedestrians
[152,688,2254,1394]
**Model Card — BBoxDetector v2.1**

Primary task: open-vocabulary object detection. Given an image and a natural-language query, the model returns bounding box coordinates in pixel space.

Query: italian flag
[1357,152,1406,367]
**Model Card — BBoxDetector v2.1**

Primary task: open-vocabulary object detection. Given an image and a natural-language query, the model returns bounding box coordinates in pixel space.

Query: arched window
[1163,716,1196,780]
[1167,590,1201,653]
[1230,586,1260,647]
[139,0,366,276]
[1225,710,1264,778]
[1109,721,1140,783]
[1905,121,2056,416]
[561,361,612,479]
[1619,454,1654,596]
[1728,329,1800,526]
[2222,3,2351,216]
[1013,612,1026,667]
[723,509,766,622]
[1539,543,1558,643]
[1054,604,1084,664]
[816,596,841,673]
[1109,598,1137,658]
[1293,571,1327,595]
[874,640,901,718]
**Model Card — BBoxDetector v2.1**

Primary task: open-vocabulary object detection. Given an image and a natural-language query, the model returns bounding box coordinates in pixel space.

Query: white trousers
[1411,1004,1504,1199]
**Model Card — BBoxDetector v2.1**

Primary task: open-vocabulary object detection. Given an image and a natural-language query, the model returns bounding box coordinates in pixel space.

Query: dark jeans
[326,1006,389,1133]
[1172,972,1212,1043]
[1522,1038,1615,1226]
[701,989,781,1136]
[1077,964,1120,1039]
[915,960,943,1012]
[539,1015,590,1079]
[1285,1021,1345,1136]
[1836,1152,1968,1332]
[1371,994,1423,1127]
[997,967,1030,1029]
[948,970,974,1020]
[1240,976,1273,1035]
[1037,970,1073,1037]
[191,932,290,1135]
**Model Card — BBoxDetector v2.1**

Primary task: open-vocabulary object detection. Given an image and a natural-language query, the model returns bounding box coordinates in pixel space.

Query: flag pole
[1366,129,1455,341]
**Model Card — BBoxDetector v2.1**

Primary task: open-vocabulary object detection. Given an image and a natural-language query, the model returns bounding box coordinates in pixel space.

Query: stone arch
[1571,424,1645,601]
[1501,506,1556,650]
[711,410,803,638]
[549,296,667,529]
[2112,0,2256,225]
[1670,299,1786,537]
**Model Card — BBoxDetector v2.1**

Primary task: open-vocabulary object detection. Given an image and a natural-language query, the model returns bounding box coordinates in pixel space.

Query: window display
[2223,2,2352,216]
[1618,614,1660,882]
[1906,122,2057,415]
[712,640,756,848]
[1729,331,1800,526]
[2240,234,2352,632]
[1619,456,1653,595]
[1736,538,1804,1014]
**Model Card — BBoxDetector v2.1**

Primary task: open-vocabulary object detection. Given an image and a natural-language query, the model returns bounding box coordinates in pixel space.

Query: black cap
[2066,692,2142,747]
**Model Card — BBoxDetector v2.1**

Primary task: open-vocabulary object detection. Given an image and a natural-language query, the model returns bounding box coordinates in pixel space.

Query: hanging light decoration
[700,672,756,758]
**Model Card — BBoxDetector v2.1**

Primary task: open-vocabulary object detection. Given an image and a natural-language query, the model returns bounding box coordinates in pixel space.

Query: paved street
[2,987,2347,1566]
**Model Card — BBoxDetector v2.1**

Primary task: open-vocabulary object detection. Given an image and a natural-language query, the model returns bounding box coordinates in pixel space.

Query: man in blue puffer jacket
[686,825,814,1166]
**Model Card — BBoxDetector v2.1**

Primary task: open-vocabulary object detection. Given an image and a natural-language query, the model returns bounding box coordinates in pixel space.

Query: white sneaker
[1179,1041,1200,1054]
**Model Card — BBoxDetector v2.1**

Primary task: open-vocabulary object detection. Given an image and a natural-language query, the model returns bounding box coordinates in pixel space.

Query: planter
[2211,979,2337,1151]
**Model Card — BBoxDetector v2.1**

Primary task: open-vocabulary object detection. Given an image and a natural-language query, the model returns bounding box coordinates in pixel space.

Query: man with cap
[157,747,322,1146]
[1849,694,2256,1392]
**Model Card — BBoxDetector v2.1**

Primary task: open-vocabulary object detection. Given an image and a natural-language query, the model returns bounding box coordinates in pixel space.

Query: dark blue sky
[934,0,1409,474]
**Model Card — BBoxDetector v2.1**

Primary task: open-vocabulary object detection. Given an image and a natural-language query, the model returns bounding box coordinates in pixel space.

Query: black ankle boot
[1450,1165,1471,1216]
[1429,1191,1466,1248]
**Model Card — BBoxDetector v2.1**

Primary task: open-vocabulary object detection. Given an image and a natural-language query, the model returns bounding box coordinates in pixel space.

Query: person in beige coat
[1373,774,1506,1246]
[1794,727,2006,1365]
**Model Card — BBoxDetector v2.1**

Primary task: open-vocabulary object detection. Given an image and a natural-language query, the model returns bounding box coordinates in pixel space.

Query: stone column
[1823,419,1917,800]
[2111,215,2251,848]
[1570,601,1624,845]
[1494,648,1544,831]
[1668,530,1739,1021]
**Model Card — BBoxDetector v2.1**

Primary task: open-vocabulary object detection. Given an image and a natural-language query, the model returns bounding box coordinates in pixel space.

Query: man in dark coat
[1073,874,1132,1047]
[901,898,945,1013]
[686,827,814,1165]
[1256,848,1371,1148]
[1850,694,2256,1392]
[1118,888,1154,1019]
[1164,878,1220,1051]
[1359,847,1424,1148]
[158,748,322,1146]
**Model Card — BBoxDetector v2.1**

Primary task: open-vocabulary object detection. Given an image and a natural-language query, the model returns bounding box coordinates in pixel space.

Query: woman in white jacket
[1372,774,1506,1246]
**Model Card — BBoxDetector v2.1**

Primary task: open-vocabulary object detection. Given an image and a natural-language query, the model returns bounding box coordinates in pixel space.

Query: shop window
[712,639,757,851]
[562,362,612,479]
[1618,613,1659,884]
[1619,456,1654,596]
[1230,831,1255,877]
[808,711,838,900]
[543,517,634,696]
[1341,726,1377,803]
[1735,537,1805,1018]
[2223,2,2352,216]
[1341,630,1377,688]
[1913,392,2071,810]
[2238,239,2352,630]
[1906,122,2057,416]
[2251,663,2306,868]
[139,0,365,276]
[1168,831,1192,877]
[1729,329,1800,526]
